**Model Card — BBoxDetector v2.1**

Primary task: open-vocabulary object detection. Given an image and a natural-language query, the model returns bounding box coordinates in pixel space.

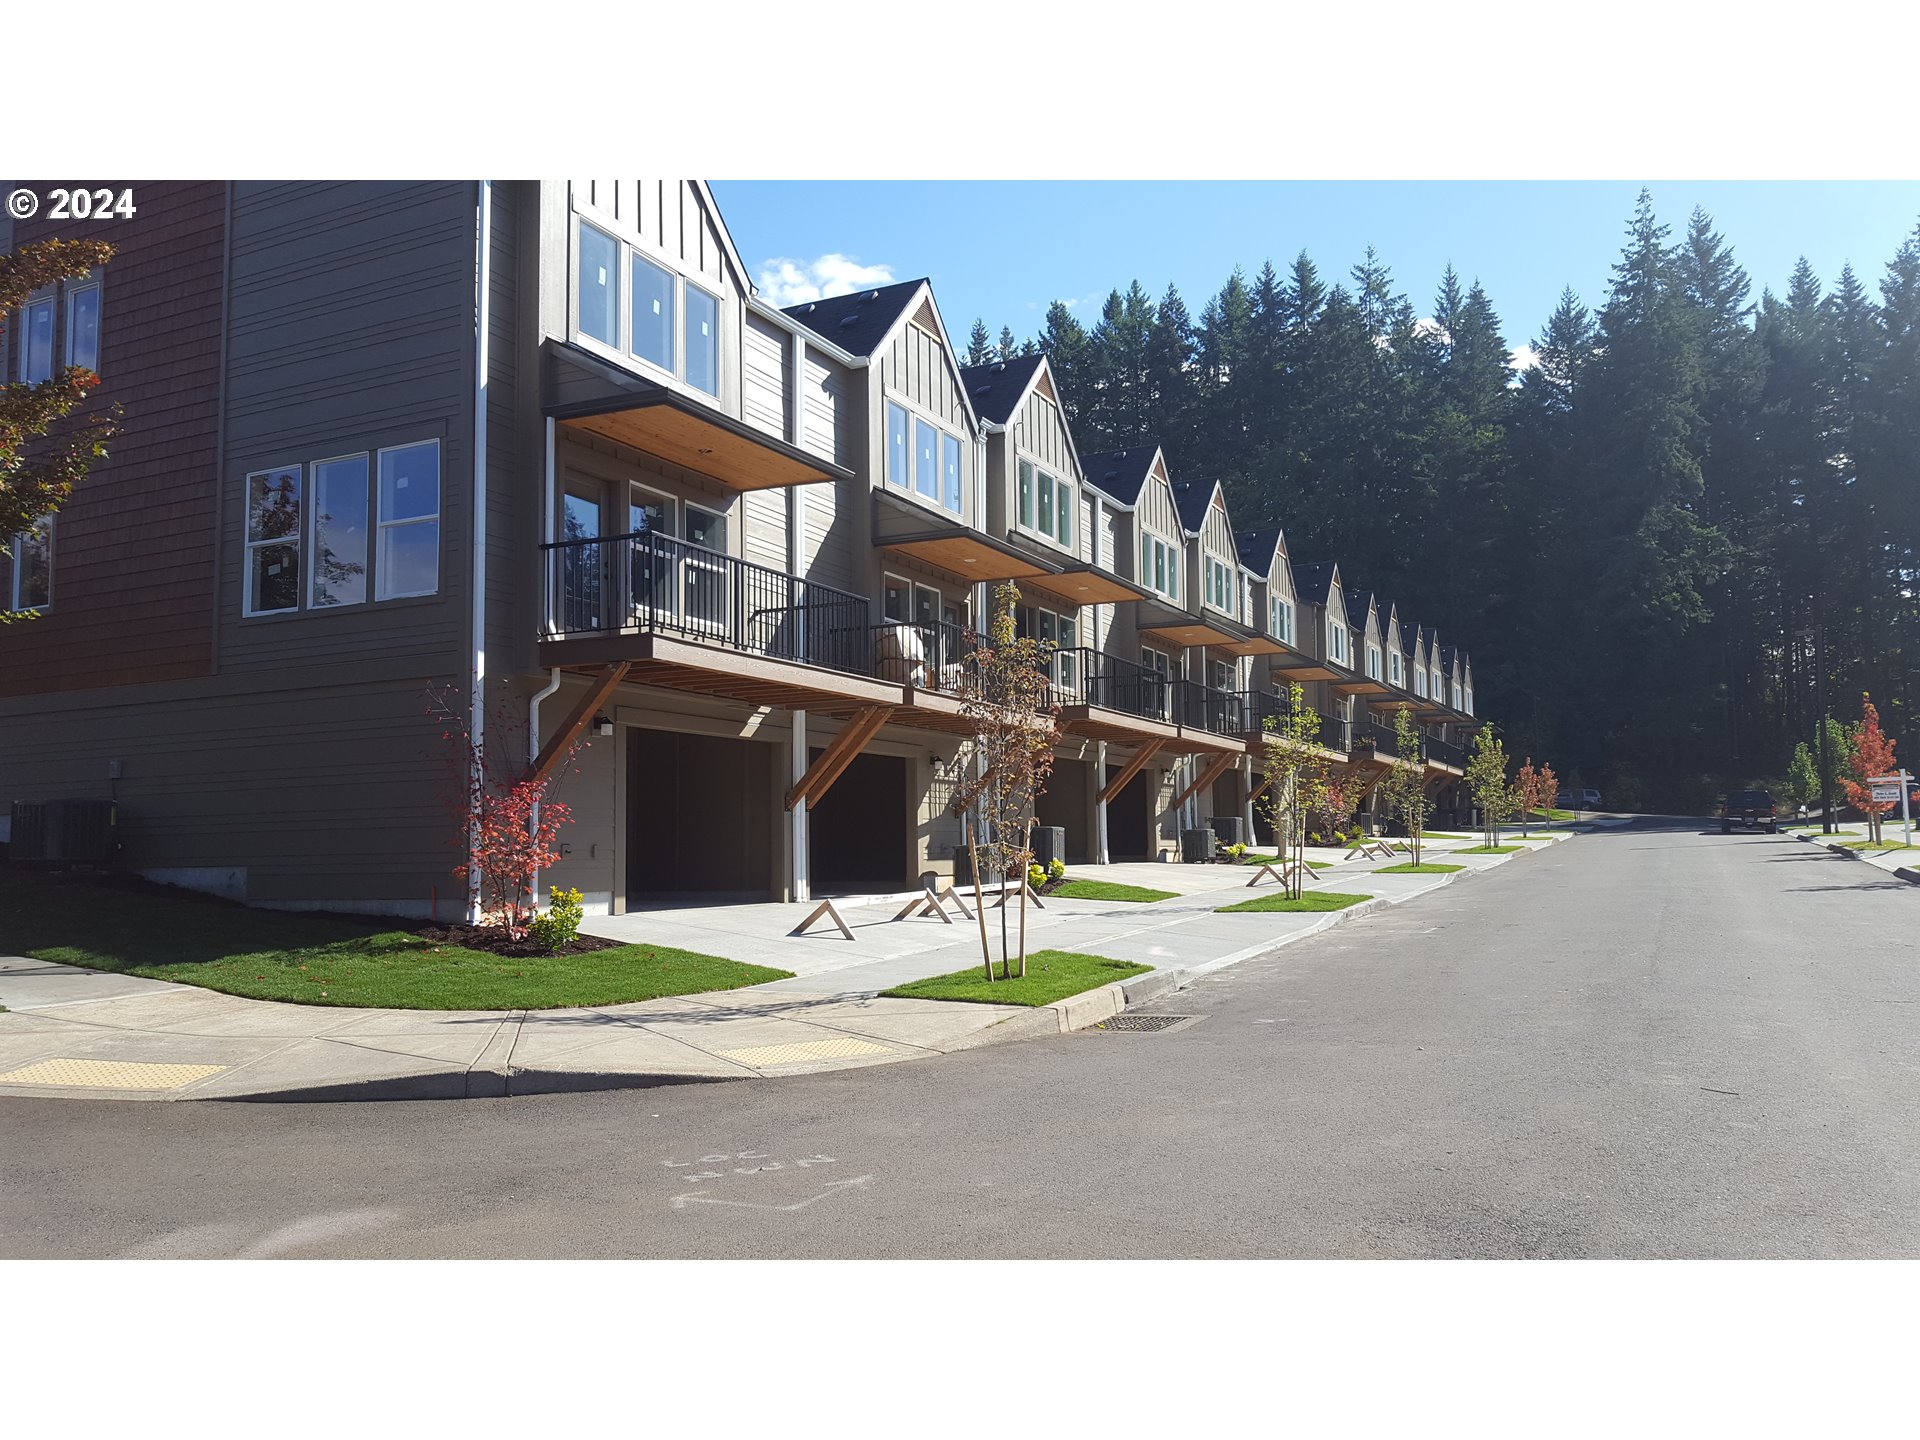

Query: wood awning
[1272,661,1344,683]
[1371,695,1421,711]
[881,532,1051,584]
[1330,678,1391,697]
[1223,634,1295,658]
[546,344,852,493]
[1022,565,1150,608]
[1140,620,1245,650]
[537,633,900,713]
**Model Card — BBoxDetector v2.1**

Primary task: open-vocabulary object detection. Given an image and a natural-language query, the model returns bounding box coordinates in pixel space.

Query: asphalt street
[4,819,1916,1258]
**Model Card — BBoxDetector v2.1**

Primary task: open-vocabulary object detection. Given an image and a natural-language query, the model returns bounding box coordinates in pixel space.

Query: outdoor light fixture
[593,714,614,737]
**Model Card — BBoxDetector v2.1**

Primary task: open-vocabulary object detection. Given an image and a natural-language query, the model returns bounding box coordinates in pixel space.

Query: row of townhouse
[0,180,1483,919]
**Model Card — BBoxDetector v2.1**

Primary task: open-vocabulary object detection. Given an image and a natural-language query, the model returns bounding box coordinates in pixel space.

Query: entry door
[560,492,606,631]
[628,487,672,627]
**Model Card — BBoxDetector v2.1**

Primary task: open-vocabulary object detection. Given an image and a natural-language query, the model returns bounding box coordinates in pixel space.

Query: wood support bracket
[526,663,631,784]
[1172,750,1240,809]
[1096,739,1163,805]
[785,705,893,811]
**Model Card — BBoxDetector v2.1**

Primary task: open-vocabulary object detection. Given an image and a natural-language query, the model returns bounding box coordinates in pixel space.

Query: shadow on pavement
[213,1070,748,1104]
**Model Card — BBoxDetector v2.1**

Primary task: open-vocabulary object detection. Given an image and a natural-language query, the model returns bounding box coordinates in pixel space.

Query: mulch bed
[413,923,620,958]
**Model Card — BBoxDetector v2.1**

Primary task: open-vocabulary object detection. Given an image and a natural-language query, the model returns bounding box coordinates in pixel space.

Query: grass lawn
[1050,879,1178,903]
[1374,862,1466,874]
[1422,833,1472,841]
[1834,839,1920,851]
[880,950,1148,1006]
[0,870,790,1010]
[1216,891,1370,914]
[1456,844,1524,854]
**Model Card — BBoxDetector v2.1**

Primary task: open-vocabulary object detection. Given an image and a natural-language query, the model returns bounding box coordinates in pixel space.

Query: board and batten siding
[574,180,729,290]
[1137,468,1181,548]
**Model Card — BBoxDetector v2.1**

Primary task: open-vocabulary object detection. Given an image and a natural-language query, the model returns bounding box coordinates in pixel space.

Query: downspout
[468,179,491,923]
[528,413,561,906]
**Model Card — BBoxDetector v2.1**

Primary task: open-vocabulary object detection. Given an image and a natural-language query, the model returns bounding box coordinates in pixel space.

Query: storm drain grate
[1092,1014,1202,1033]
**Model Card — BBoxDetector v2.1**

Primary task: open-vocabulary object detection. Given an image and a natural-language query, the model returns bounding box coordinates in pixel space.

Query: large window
[1366,644,1382,680]
[576,217,723,398]
[376,442,442,600]
[1328,618,1348,665]
[310,453,370,608]
[885,399,964,515]
[66,282,101,372]
[242,439,441,618]
[1269,595,1294,644]
[1017,459,1072,547]
[1413,663,1427,697]
[1018,602,1079,688]
[3,518,54,612]
[1389,649,1402,686]
[577,223,620,348]
[1141,533,1179,601]
[1203,555,1234,612]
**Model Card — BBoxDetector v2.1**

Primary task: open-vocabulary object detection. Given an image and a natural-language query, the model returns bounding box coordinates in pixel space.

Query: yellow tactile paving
[712,1037,892,1068]
[0,1057,229,1090]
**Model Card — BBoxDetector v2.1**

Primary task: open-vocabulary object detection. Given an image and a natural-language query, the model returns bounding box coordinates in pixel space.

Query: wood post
[785,705,892,811]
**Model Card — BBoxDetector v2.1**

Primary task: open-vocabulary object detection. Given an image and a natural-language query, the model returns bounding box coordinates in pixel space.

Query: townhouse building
[2,178,1489,919]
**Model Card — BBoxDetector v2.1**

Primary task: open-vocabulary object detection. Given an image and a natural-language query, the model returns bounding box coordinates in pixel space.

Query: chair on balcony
[875,623,929,687]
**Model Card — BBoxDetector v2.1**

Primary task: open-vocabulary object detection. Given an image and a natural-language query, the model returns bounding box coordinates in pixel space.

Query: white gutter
[468,179,492,923]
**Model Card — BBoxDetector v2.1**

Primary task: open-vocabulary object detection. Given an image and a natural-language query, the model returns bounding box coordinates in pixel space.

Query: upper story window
[1328,617,1348,665]
[1366,644,1382,680]
[1389,650,1402,686]
[1202,555,1235,613]
[1465,686,1474,715]
[576,218,722,399]
[1269,595,1294,644]
[1018,460,1072,547]
[243,439,441,618]
[1412,663,1426,697]
[1141,534,1179,602]
[885,400,963,516]
[2,518,54,612]
[66,280,101,372]
[18,294,56,383]
[1432,666,1444,698]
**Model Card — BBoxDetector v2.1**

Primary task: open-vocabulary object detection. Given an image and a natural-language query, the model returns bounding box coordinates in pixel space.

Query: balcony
[539,530,899,712]
[1424,734,1467,770]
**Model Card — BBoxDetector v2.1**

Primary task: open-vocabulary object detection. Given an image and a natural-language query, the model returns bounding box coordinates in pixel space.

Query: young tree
[1842,694,1900,845]
[1376,707,1431,863]
[2,237,120,622]
[965,317,994,367]
[953,582,1060,980]
[1256,682,1335,897]
[1784,741,1820,813]
[1466,729,1513,846]
[1513,756,1559,836]
[427,682,590,937]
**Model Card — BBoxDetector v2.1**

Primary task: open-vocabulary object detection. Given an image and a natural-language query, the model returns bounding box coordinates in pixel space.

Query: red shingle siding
[1,181,226,696]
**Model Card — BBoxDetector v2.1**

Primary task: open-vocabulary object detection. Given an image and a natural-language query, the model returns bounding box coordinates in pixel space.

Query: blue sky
[711,182,1920,360]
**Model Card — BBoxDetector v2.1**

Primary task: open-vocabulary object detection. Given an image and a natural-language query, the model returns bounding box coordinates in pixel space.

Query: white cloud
[755,253,895,307]
[1509,343,1541,372]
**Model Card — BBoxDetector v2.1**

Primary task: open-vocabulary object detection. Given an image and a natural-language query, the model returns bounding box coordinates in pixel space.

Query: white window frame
[1203,554,1234,614]
[18,291,56,383]
[1141,534,1180,602]
[882,571,912,623]
[682,277,721,398]
[1328,619,1347,665]
[885,392,964,518]
[243,464,304,618]
[629,249,677,377]
[571,207,728,405]
[64,278,102,373]
[1367,644,1382,681]
[1016,456,1073,550]
[5,517,54,612]
[1389,651,1402,686]
[375,439,442,602]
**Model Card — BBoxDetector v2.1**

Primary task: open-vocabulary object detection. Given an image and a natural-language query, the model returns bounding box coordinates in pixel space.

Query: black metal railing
[1318,709,1352,752]
[1051,648,1174,722]
[1173,680,1248,736]
[545,530,873,676]
[1357,716,1406,757]
[1425,734,1466,768]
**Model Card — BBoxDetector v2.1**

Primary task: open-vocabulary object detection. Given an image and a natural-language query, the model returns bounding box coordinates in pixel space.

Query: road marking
[671,1176,873,1213]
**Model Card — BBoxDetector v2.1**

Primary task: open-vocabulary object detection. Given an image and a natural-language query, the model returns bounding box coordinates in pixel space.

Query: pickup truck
[1720,789,1778,834]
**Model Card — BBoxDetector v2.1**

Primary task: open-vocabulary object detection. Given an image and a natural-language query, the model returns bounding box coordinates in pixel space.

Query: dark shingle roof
[1080,447,1158,506]
[1170,478,1214,535]
[959,354,1046,426]
[1438,644,1459,669]
[1345,593,1372,631]
[1400,623,1419,656]
[1235,528,1282,574]
[781,278,927,357]
[1291,563,1336,606]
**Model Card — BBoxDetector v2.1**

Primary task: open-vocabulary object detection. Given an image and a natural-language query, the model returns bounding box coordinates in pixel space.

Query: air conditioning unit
[7,799,117,865]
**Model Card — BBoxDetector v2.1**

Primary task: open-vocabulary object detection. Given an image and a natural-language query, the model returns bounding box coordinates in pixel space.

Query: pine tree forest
[972,192,1920,812]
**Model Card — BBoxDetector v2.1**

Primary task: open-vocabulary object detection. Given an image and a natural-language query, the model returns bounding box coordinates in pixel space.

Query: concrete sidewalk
[1787,828,1920,885]
[0,833,1567,1103]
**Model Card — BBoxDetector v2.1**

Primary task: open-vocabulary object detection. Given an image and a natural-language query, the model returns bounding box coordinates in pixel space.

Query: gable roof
[959,353,1047,426]
[692,181,753,299]
[1291,562,1338,607]
[781,278,927,357]
[1235,528,1283,576]
[1344,592,1374,632]
[1400,622,1421,656]
[1170,477,1220,536]
[1080,446,1161,507]
[1438,645,1459,671]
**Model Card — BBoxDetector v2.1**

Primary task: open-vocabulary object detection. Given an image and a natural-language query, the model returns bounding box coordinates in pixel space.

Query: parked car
[1557,789,1602,810]
[1579,788,1601,809]
[1720,789,1778,834]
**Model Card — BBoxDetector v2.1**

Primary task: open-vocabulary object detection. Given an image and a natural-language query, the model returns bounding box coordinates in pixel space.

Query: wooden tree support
[785,705,893,811]
[792,898,854,940]
[1097,739,1164,805]
[1247,859,1310,888]
[1344,838,1402,861]
[984,880,1047,910]
[525,662,632,784]
[1172,750,1241,809]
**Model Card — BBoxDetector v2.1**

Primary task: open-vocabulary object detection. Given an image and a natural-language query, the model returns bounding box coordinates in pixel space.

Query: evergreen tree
[1037,302,1092,426]
[997,325,1018,362]
[966,317,993,367]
